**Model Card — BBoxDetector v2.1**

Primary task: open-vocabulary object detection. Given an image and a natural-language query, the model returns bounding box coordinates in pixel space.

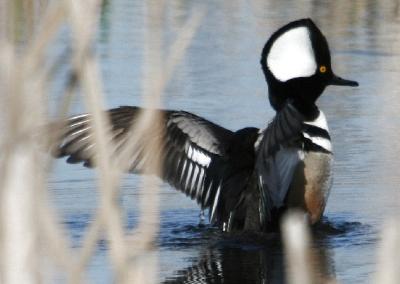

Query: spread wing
[256,103,306,227]
[51,106,235,210]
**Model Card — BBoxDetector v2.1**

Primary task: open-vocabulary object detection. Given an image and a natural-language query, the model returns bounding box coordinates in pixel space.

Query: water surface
[50,1,400,283]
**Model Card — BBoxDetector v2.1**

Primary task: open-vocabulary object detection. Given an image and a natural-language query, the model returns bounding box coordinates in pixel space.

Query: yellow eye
[319,65,327,73]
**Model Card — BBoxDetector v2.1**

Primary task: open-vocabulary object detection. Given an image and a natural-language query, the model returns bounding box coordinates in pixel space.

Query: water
[49,1,400,283]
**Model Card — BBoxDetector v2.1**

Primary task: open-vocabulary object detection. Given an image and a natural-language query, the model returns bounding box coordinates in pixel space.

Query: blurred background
[1,0,400,283]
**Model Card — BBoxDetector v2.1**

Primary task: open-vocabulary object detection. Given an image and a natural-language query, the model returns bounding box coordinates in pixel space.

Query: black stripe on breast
[303,124,331,140]
[302,138,332,154]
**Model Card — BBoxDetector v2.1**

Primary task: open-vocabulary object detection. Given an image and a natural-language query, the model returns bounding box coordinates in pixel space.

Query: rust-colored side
[286,152,333,224]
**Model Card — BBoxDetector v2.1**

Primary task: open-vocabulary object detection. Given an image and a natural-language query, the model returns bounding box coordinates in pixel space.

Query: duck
[52,19,358,233]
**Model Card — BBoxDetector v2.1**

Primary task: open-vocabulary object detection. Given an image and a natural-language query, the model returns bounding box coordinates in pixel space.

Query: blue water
[49,1,400,283]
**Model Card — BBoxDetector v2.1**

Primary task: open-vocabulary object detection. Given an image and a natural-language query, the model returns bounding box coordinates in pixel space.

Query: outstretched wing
[256,103,306,227]
[51,106,234,210]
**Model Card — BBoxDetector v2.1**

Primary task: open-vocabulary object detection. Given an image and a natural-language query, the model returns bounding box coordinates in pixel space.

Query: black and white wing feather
[52,106,235,211]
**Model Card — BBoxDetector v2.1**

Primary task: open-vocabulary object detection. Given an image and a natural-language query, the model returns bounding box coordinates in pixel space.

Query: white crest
[267,27,317,82]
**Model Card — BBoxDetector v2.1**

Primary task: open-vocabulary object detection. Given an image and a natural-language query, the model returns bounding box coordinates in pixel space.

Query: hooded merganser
[53,19,358,232]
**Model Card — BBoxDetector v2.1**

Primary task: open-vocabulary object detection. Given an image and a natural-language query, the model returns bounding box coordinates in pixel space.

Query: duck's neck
[268,87,321,120]
[291,100,320,120]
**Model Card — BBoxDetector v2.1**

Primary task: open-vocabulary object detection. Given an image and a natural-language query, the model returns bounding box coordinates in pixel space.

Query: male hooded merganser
[53,19,358,232]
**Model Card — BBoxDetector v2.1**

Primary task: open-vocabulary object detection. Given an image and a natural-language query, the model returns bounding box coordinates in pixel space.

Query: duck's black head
[260,19,358,117]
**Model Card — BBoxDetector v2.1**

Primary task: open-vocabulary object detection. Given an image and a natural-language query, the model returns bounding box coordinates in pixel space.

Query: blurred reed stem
[282,212,314,284]
[374,219,400,284]
[0,0,203,283]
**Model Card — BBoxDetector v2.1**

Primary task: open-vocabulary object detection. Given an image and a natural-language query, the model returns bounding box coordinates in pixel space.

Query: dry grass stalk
[282,212,342,284]
[64,0,131,281]
[122,2,204,282]
[0,3,42,283]
[124,1,205,245]
[1,0,204,283]
[282,212,314,284]
[374,219,400,284]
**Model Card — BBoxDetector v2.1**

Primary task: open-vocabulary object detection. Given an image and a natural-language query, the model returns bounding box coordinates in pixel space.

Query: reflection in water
[61,209,374,283]
[163,245,286,284]
[161,218,373,284]
[47,0,400,282]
